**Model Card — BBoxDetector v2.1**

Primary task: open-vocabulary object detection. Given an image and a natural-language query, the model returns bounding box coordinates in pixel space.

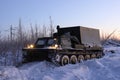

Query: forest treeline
[0,19,120,66]
[0,19,55,66]
[0,19,55,53]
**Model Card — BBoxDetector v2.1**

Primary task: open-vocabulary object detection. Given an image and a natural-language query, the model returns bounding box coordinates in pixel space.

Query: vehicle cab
[26,37,58,49]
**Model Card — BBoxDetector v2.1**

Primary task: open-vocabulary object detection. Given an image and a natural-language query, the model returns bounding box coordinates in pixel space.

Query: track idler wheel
[91,54,96,58]
[60,55,69,66]
[97,53,102,58]
[70,55,77,64]
[78,55,84,63]
[85,55,90,60]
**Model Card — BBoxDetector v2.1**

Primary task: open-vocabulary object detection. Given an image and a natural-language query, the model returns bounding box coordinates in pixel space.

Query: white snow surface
[0,46,120,80]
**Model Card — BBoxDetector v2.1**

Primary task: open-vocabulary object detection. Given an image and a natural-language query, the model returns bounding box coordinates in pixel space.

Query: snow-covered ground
[0,46,120,80]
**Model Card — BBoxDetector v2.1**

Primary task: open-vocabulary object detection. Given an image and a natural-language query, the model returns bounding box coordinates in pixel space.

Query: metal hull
[22,48,55,62]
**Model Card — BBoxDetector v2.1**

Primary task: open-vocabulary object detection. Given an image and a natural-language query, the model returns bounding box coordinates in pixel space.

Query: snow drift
[0,46,120,80]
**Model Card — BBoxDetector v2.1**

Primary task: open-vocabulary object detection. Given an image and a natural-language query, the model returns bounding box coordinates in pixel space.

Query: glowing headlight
[30,44,34,48]
[49,44,58,49]
[27,44,34,48]
[55,44,58,48]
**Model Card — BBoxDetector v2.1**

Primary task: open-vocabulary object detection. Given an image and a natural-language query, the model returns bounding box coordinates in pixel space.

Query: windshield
[36,38,57,46]
[48,39,55,46]
[36,40,46,45]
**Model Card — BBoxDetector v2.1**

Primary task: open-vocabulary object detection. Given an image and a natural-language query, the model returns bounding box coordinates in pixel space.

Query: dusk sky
[0,0,120,37]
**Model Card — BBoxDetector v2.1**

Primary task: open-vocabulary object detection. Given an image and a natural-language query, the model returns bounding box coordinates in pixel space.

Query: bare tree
[0,31,1,40]
[10,25,13,41]
[17,18,24,47]
[101,29,117,45]
[49,16,54,37]
[42,24,47,37]
[35,24,38,39]
[30,23,35,42]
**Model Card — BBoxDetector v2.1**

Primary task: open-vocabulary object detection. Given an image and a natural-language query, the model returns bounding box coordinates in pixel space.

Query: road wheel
[70,55,77,64]
[97,53,102,58]
[78,55,84,63]
[55,54,61,62]
[85,55,90,60]
[91,54,96,58]
[61,55,69,66]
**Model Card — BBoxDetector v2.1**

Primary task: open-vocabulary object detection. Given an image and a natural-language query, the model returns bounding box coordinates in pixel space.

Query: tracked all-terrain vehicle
[22,25,104,66]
